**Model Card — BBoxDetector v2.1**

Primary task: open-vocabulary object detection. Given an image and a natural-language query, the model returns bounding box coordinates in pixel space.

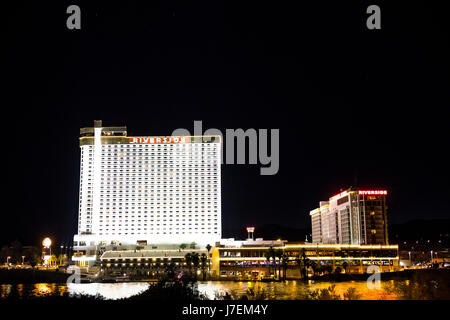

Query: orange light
[330,191,349,201]
[42,237,52,248]
[246,227,255,232]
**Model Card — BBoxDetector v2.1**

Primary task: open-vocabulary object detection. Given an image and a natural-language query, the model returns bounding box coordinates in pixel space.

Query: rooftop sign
[129,136,190,144]
[359,190,387,195]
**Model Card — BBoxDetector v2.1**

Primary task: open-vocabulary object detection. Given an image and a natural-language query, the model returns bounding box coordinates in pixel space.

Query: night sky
[3,1,449,247]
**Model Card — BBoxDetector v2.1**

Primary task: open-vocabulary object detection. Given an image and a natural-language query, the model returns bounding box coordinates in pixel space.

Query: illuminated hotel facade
[73,121,221,263]
[310,189,389,245]
[99,241,400,280]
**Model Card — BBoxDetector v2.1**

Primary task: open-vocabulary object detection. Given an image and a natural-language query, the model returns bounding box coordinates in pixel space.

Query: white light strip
[72,256,97,262]
[92,127,102,235]
[217,141,222,240]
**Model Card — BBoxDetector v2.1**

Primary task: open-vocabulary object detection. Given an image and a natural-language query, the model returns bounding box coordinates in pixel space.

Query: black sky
[3,1,449,246]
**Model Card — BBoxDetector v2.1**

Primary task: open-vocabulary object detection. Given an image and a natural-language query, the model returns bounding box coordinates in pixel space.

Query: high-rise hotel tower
[310,188,389,245]
[73,121,221,257]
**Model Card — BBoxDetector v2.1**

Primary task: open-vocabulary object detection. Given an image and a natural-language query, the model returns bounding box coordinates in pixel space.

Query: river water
[0,280,400,300]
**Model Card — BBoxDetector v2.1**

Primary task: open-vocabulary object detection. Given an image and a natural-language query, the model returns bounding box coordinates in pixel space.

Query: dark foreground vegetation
[384,269,450,300]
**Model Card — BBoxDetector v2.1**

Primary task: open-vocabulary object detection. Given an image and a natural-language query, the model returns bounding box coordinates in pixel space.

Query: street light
[42,237,52,267]
[22,256,25,265]
[42,237,52,249]
[6,256,11,265]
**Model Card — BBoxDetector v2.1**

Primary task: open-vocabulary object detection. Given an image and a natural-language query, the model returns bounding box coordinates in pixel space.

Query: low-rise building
[98,239,399,280]
[213,240,399,280]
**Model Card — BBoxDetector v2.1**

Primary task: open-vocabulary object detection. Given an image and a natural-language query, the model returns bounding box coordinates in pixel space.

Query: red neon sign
[129,136,189,144]
[358,190,387,195]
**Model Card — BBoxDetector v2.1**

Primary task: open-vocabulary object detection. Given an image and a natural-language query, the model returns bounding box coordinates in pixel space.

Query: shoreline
[1,268,448,285]
[0,269,70,285]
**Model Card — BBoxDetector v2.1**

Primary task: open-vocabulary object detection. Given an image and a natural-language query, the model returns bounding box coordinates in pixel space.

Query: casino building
[73,121,221,265]
[98,239,399,280]
[310,189,389,245]
[71,122,398,276]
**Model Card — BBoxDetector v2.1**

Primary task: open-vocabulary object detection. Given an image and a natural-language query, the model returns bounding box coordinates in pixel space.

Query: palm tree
[50,254,58,267]
[200,253,207,280]
[281,252,289,280]
[205,244,212,275]
[303,251,310,277]
[264,251,272,276]
[184,252,192,273]
[274,249,283,280]
[315,261,323,276]
[164,261,176,280]
[296,249,309,278]
[57,254,65,266]
[30,253,40,268]
[25,247,41,268]
[269,247,276,275]
[295,254,301,278]
[270,247,276,258]
[191,252,200,279]
[342,261,349,274]
[324,263,333,274]
[310,260,317,277]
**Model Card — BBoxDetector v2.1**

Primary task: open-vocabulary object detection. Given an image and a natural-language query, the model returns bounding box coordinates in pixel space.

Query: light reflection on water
[1,284,12,298]
[67,282,150,300]
[0,283,67,298]
[0,280,398,300]
[197,280,398,300]
[32,283,54,297]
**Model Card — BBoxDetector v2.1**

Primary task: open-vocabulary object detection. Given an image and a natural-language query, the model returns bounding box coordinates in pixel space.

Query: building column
[332,252,335,272]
